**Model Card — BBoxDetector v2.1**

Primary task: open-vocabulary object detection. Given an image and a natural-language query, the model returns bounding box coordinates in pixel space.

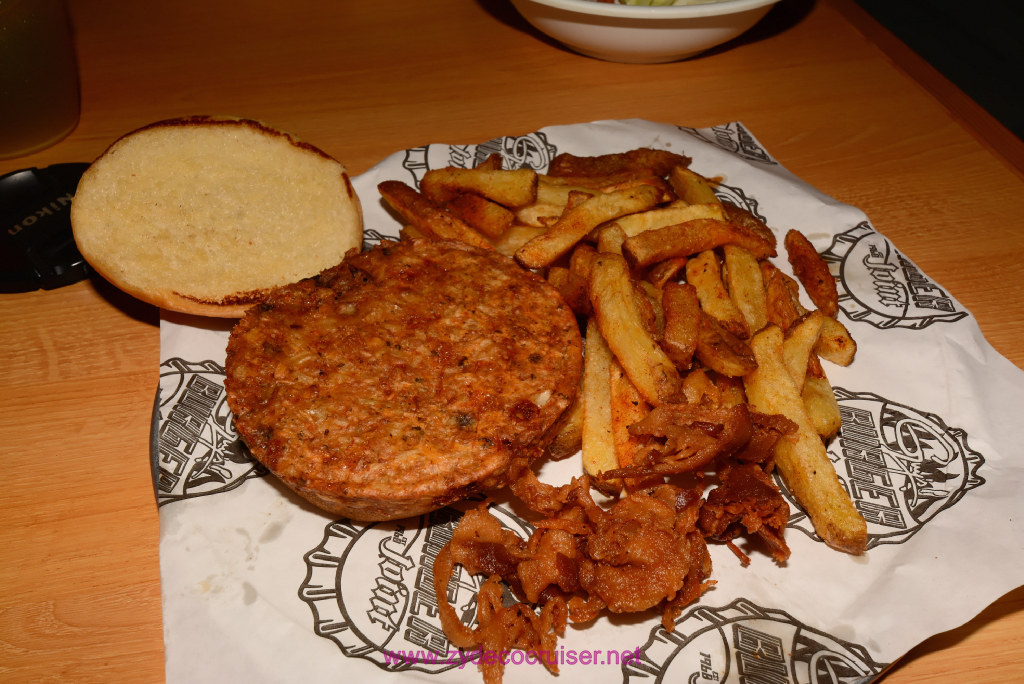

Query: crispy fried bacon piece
[434,474,714,683]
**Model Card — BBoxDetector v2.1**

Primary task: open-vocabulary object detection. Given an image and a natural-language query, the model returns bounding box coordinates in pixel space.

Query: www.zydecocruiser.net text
[383,647,642,668]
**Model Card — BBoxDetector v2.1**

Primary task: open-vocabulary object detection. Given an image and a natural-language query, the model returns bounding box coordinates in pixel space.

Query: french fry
[597,176,674,200]
[681,367,720,405]
[547,147,691,178]
[539,171,638,190]
[378,180,494,250]
[694,311,757,378]
[661,281,700,370]
[602,201,726,239]
[539,173,673,210]
[803,352,843,438]
[667,165,721,205]
[782,309,824,389]
[722,202,777,249]
[762,261,802,331]
[636,280,664,340]
[645,256,688,289]
[712,372,747,407]
[582,317,619,493]
[547,265,571,300]
[803,373,843,439]
[686,249,749,339]
[784,229,839,317]
[623,218,777,268]
[589,253,681,405]
[515,203,563,227]
[420,167,538,208]
[562,244,596,316]
[609,356,656,491]
[543,245,592,316]
[596,222,628,255]
[545,379,584,461]
[816,315,857,367]
[778,295,846,436]
[536,177,596,208]
[775,265,857,366]
[399,224,425,241]
[516,185,662,269]
[444,192,515,239]
[562,189,594,212]
[723,244,768,335]
[516,190,593,245]
[780,294,845,437]
[492,223,546,256]
[744,325,867,554]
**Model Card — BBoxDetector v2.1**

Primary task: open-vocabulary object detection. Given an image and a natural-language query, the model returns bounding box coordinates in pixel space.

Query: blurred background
[855,0,1023,141]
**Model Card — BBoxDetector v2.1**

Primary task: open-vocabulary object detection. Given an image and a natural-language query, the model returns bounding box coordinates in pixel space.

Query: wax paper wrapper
[154,119,1024,684]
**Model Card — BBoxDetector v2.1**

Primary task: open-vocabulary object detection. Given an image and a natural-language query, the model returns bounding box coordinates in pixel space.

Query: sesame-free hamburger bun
[71,116,363,317]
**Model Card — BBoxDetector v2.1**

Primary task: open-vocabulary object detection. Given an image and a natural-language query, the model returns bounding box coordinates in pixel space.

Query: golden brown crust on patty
[225,239,583,520]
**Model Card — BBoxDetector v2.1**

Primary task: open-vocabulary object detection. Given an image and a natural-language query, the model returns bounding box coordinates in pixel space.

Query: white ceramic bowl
[509,0,782,63]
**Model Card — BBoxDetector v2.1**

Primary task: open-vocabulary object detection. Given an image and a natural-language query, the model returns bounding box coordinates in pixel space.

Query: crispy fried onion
[598,404,797,565]
[434,473,714,683]
[699,463,792,564]
[599,403,795,477]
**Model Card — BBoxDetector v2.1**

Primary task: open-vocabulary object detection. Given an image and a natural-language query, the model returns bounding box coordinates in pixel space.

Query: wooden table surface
[2,0,1022,682]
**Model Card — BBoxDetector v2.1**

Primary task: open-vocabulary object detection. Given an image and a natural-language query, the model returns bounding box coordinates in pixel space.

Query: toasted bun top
[70,116,363,317]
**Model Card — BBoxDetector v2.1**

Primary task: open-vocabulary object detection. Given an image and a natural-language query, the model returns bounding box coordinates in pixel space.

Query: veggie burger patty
[225,239,583,520]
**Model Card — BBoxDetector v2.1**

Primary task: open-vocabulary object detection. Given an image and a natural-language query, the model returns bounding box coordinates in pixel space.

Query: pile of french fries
[378,147,867,555]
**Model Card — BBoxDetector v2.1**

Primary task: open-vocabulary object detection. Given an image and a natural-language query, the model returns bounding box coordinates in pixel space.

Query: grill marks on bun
[70,116,363,317]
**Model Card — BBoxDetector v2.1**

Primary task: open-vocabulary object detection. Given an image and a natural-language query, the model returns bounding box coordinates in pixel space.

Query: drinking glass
[0,0,81,159]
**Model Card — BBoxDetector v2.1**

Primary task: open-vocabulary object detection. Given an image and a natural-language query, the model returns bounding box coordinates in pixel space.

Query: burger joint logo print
[473,132,560,172]
[626,598,887,683]
[825,222,967,329]
[155,357,265,506]
[782,388,984,550]
[679,122,776,166]
[714,181,764,221]
[299,504,534,673]
[400,131,559,186]
[361,227,396,249]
